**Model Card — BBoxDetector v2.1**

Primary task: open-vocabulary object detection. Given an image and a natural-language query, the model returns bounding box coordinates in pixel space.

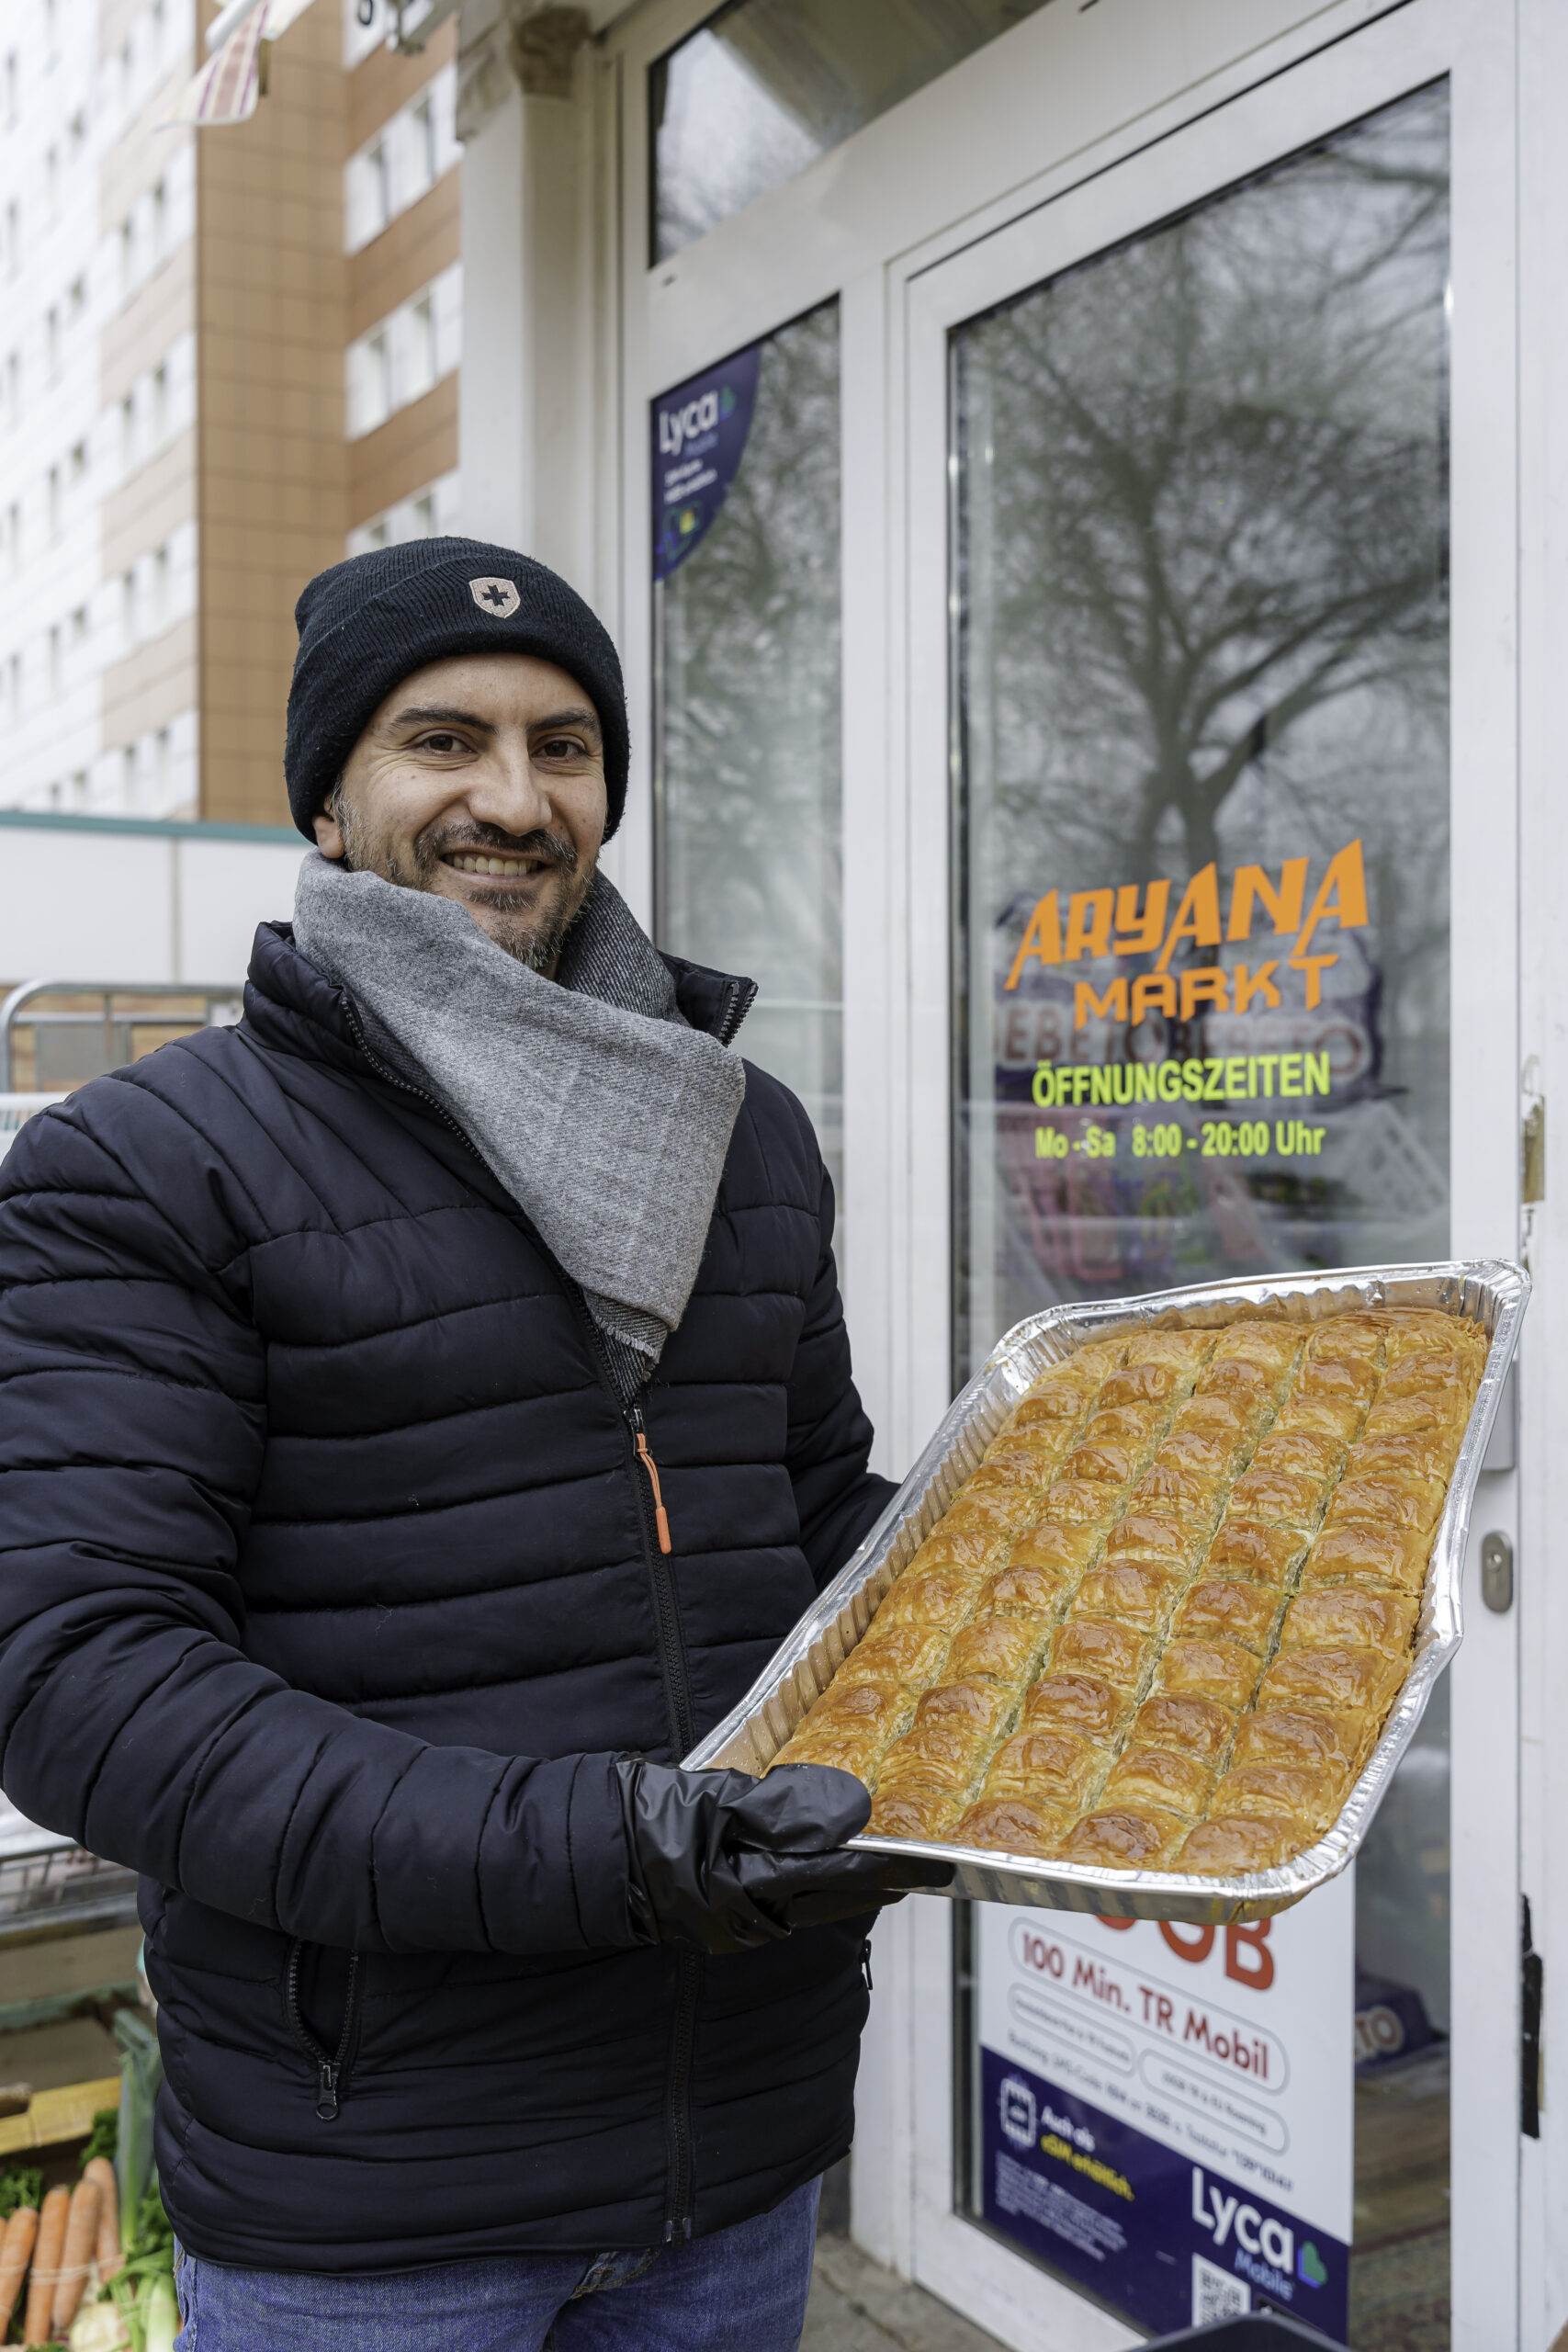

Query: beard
[335,802,593,969]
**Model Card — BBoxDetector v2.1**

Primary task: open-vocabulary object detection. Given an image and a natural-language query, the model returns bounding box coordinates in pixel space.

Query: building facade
[0,0,461,828]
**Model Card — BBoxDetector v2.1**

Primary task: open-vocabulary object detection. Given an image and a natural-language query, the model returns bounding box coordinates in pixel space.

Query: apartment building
[0,0,461,828]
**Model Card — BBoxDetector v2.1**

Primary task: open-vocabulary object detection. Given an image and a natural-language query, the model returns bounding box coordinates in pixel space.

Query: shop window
[951,82,1451,2347]
[649,0,1053,262]
[653,300,844,1221]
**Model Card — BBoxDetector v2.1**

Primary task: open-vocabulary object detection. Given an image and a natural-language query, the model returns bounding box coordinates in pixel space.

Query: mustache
[414,823,580,876]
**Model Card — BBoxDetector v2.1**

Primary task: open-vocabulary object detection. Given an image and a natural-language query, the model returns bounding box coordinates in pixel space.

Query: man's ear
[312,803,346,861]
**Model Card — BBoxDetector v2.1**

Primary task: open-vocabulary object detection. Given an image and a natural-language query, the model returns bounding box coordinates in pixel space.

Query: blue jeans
[172,2177,820,2351]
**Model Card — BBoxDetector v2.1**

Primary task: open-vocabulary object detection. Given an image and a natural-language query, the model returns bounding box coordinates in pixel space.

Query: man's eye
[417,732,465,754]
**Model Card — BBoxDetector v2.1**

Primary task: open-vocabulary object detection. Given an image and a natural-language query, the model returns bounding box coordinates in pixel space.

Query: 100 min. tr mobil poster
[976,1870,1353,2335]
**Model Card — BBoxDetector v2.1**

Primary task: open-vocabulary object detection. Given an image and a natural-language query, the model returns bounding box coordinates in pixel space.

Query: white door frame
[598,0,1538,2340]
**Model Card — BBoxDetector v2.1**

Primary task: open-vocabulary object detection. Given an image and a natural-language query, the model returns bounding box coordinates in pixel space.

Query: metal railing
[0,979,245,1092]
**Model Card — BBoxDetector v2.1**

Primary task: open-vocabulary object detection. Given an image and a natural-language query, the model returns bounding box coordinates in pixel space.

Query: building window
[151,364,166,441]
[45,310,60,382]
[69,439,85,481]
[152,544,169,628]
[47,625,61,695]
[7,653,20,715]
[407,295,434,401]
[46,465,61,540]
[45,147,59,227]
[413,95,436,192]
[650,0,1053,262]
[3,55,17,128]
[120,392,135,466]
[70,605,86,645]
[152,180,167,265]
[67,275,85,318]
[6,202,19,279]
[413,491,435,536]
[4,353,17,429]
[6,503,18,571]
[119,219,133,295]
[121,571,135,646]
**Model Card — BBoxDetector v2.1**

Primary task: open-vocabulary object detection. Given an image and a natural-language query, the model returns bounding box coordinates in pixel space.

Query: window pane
[654,301,843,1214]
[650,0,1053,262]
[953,83,1450,1379]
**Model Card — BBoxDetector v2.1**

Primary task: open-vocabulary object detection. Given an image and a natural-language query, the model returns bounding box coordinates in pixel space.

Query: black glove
[615,1758,953,1957]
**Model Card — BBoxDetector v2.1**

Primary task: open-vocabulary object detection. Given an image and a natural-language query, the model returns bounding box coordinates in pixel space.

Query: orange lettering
[1112,881,1171,957]
[1226,859,1308,941]
[1233,961,1281,1013]
[1064,889,1115,963]
[1293,838,1370,956]
[1179,967,1230,1021]
[1003,892,1063,989]
[1290,952,1339,1010]
[1131,973,1178,1023]
[1075,978,1128,1031]
[1156,865,1223,970]
[1224,1919,1275,1991]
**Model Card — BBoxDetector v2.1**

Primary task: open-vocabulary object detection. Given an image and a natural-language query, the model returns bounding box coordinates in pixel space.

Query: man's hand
[615,1759,953,1956]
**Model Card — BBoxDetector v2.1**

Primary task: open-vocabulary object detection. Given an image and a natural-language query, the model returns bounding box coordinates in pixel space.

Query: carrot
[0,2204,37,2330]
[23,2183,68,2346]
[85,2156,120,2282]
[51,2171,100,2333]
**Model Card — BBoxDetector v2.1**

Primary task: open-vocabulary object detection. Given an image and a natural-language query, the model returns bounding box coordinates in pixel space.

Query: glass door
[897,7,1519,2347]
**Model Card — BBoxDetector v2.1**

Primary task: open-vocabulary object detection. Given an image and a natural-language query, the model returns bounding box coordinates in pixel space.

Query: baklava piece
[837,1622,953,1690]
[1058,1806,1189,1870]
[1204,1520,1309,1588]
[1129,1692,1235,1769]
[1175,1816,1302,1874]
[1022,1672,1136,1744]
[1156,1636,1264,1713]
[1279,1589,1419,1658]
[982,1727,1106,1811]
[1100,1744,1214,1820]
[866,1783,963,1840]
[951,1794,1069,1860]
[1299,1523,1431,1595]
[1072,1561,1187,1634]
[878,1566,987,1629]
[974,1563,1073,1623]
[947,1615,1051,1689]
[874,1679,1015,1796]
[1051,1616,1156,1694]
[1172,1578,1283,1657]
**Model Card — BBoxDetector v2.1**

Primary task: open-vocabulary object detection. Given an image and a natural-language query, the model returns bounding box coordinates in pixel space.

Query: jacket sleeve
[0,1082,637,1960]
[784,1158,898,1589]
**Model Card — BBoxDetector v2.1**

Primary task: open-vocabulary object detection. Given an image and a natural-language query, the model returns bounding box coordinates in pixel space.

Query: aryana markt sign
[1003,838,1369,1031]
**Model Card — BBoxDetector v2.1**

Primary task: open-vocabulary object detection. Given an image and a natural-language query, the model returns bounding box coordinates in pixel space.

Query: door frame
[596,0,1534,2341]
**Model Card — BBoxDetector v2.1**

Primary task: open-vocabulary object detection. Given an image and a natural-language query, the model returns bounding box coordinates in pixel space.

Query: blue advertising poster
[651,345,761,581]
[976,1878,1353,2336]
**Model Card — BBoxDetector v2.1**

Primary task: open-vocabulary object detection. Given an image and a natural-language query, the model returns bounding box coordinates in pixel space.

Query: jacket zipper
[630,1406,672,1555]
[344,1000,701,2233]
[285,1943,361,2120]
[663,1951,701,2244]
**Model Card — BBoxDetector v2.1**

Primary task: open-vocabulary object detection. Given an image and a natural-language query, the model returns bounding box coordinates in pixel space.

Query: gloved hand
[615,1758,954,1957]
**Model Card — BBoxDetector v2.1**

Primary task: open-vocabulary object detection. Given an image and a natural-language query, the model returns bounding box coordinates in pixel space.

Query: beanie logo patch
[470,576,521,618]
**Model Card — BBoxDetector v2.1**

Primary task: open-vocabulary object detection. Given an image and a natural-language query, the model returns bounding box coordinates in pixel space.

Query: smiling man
[0,541,942,2350]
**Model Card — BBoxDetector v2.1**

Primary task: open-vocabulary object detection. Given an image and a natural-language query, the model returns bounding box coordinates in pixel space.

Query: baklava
[769,1304,1485,1878]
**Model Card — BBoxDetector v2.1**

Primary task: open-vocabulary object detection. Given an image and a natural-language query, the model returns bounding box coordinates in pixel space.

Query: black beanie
[284,537,629,842]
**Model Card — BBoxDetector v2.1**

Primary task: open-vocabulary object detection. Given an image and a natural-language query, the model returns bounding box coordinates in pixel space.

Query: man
[0,540,942,2349]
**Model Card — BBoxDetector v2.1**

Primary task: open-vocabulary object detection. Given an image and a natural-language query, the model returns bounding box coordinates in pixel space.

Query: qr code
[1192,2256,1249,2324]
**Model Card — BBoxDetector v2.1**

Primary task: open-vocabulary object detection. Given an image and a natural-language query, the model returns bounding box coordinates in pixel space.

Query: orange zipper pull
[635,1429,673,1555]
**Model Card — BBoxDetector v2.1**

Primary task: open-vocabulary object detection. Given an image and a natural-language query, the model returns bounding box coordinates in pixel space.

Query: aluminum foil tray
[682,1261,1529,1925]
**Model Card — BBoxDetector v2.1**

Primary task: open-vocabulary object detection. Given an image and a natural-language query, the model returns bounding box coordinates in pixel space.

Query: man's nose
[462,741,555,835]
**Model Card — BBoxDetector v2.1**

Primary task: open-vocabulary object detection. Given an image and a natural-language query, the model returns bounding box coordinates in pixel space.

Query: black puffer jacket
[0,924,895,2271]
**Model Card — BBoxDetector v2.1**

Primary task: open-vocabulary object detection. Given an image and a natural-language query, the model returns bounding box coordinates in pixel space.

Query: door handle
[1481,1530,1514,1613]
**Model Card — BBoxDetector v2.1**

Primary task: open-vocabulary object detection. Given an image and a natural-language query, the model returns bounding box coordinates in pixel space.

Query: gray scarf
[292,854,748,1390]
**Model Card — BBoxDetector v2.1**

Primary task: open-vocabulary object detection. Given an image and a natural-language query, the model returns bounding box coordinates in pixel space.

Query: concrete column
[455,2,592,586]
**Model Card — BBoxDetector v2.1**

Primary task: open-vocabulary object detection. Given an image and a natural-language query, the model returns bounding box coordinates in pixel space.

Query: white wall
[0,819,306,986]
